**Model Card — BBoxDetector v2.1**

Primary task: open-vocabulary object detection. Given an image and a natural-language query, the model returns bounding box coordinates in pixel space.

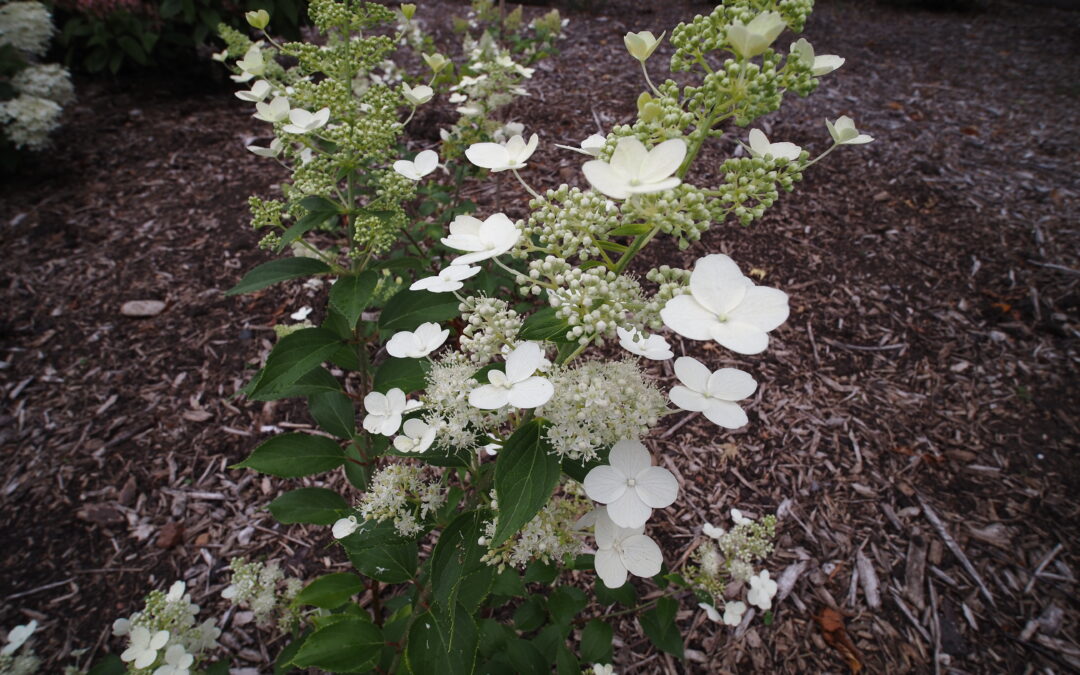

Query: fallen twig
[917,494,996,607]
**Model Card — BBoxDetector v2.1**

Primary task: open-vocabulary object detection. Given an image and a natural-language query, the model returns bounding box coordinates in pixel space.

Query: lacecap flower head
[584,439,679,528]
[668,357,757,429]
[468,341,553,410]
[442,213,521,265]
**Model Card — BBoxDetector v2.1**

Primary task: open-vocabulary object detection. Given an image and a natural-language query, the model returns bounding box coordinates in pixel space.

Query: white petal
[609,439,651,477]
[690,254,748,315]
[465,142,509,170]
[468,384,509,410]
[402,417,428,438]
[505,342,543,383]
[634,466,679,509]
[386,331,420,358]
[414,149,438,175]
[582,160,631,200]
[709,321,770,355]
[583,465,628,504]
[607,490,652,529]
[594,549,628,588]
[451,249,498,266]
[377,412,403,436]
[609,136,648,173]
[660,294,719,340]
[150,630,169,649]
[706,368,757,401]
[669,385,708,412]
[385,388,407,413]
[639,138,686,183]
[673,356,711,393]
[363,391,388,415]
[727,285,789,331]
[702,400,749,429]
[332,516,359,539]
[699,602,722,623]
[748,129,769,156]
[393,160,420,180]
[624,176,681,194]
[507,377,554,408]
[619,534,663,578]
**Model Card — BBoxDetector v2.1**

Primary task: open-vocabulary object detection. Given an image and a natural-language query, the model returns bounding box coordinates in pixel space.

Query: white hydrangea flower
[231,44,265,82]
[121,627,169,669]
[582,136,686,200]
[441,213,521,266]
[11,63,75,105]
[731,508,753,525]
[703,522,725,539]
[747,570,778,610]
[0,2,54,56]
[468,341,553,410]
[592,507,663,588]
[826,115,873,145]
[153,644,194,675]
[0,94,62,151]
[448,92,467,104]
[593,665,615,675]
[699,602,722,623]
[492,121,525,143]
[332,515,359,539]
[362,388,420,436]
[111,618,131,637]
[283,107,330,135]
[393,418,437,453]
[726,11,786,59]
[393,149,439,181]
[422,52,448,72]
[253,96,290,123]
[555,133,606,157]
[616,326,673,360]
[723,601,748,626]
[386,322,449,359]
[746,129,801,162]
[660,254,789,355]
[401,82,433,105]
[409,265,480,293]
[289,305,312,321]
[465,133,539,172]
[624,30,664,63]
[1,620,36,655]
[165,581,186,602]
[669,357,756,429]
[584,440,678,528]
[790,38,844,76]
[235,79,271,103]
[247,137,283,158]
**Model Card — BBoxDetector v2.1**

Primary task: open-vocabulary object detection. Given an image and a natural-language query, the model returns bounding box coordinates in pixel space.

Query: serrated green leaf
[293,616,382,671]
[329,272,378,330]
[580,620,613,664]
[273,632,307,675]
[349,540,417,583]
[513,595,547,632]
[378,288,460,332]
[373,357,430,394]
[430,511,495,614]
[308,390,356,439]
[640,596,684,659]
[519,306,570,342]
[226,258,331,296]
[249,328,343,400]
[269,487,347,525]
[505,639,547,674]
[295,572,363,609]
[276,367,341,399]
[492,420,561,546]
[406,603,478,675]
[233,433,344,477]
[547,586,587,626]
[606,223,652,237]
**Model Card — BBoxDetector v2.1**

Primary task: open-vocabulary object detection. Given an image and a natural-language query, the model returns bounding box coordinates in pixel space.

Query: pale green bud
[400,3,416,20]
[423,52,448,72]
[624,30,664,63]
[245,9,269,29]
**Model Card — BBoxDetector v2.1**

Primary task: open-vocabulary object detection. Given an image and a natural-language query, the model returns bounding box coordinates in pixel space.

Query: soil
[1,0,1078,672]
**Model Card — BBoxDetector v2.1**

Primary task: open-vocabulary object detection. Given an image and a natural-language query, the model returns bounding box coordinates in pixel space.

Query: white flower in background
[246,137,283,158]
[283,107,330,134]
[442,213,521,265]
[393,418,437,453]
[790,38,844,76]
[231,44,265,82]
[289,305,313,321]
[616,326,673,360]
[410,265,481,293]
[0,2,54,56]
[481,442,500,456]
[165,581,186,602]
[1,620,36,655]
[211,49,228,62]
[747,570,778,610]
[703,522,725,539]
[593,507,663,588]
[393,149,438,180]
[624,30,664,62]
[11,63,75,105]
[422,52,448,72]
[726,11,786,59]
[121,627,169,669]
[593,665,615,675]
[0,94,62,151]
[362,388,420,436]
[386,322,449,359]
[493,121,525,143]
[584,440,679,528]
[332,515,359,539]
[153,644,194,675]
[456,104,482,117]
[731,508,753,525]
[469,341,553,410]
[235,79,271,103]
[582,136,686,200]
[555,133,606,157]
[402,82,433,105]
[746,128,801,162]
[660,254,789,355]
[723,601,748,626]
[669,357,757,429]
[253,96,290,123]
[112,618,131,637]
[465,133,539,172]
[448,92,467,104]
[826,115,873,145]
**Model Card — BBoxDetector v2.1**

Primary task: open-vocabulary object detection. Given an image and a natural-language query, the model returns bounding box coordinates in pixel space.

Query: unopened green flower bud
[400,3,416,20]
[245,9,269,29]
[423,52,448,72]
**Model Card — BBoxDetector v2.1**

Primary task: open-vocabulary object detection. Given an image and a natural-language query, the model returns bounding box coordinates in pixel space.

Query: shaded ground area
[1,0,1077,672]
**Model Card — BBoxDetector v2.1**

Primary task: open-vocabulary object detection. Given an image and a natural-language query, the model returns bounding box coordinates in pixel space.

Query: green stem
[641,61,662,97]
[511,168,542,201]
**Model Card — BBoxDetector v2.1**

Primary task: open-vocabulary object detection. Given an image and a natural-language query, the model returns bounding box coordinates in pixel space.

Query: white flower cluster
[12,63,75,106]
[0,91,61,151]
[220,559,302,629]
[446,34,533,122]
[1,621,40,675]
[421,358,510,451]
[481,488,589,569]
[537,360,667,461]
[356,464,446,537]
[693,510,779,626]
[458,296,522,364]
[0,1,53,56]
[112,581,221,674]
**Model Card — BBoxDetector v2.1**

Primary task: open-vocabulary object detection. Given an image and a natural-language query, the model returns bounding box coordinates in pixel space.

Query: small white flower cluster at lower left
[111,581,221,675]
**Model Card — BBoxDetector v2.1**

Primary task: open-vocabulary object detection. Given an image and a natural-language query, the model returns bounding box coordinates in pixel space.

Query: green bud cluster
[642,265,692,330]
[714,153,805,225]
[307,0,394,34]
[623,184,713,250]
[523,185,621,262]
[459,296,522,364]
[216,23,253,58]
[545,265,646,344]
[670,0,814,72]
[248,196,285,230]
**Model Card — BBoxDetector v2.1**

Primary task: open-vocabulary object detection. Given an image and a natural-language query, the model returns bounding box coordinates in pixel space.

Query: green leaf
[640,596,684,659]
[555,645,580,675]
[519,306,570,342]
[329,272,378,330]
[547,586,587,626]
[430,511,495,614]
[372,256,424,272]
[373,357,431,394]
[293,616,382,671]
[203,659,230,675]
[233,433,344,477]
[269,487,347,525]
[308,390,355,439]
[276,367,341,398]
[595,576,636,607]
[523,559,558,584]
[349,540,417,583]
[295,572,364,609]
[492,420,561,546]
[86,655,125,675]
[276,198,340,252]
[489,567,526,600]
[607,223,652,237]
[340,517,414,551]
[378,288,460,332]
[504,639,547,675]
[406,603,478,675]
[249,328,344,400]
[477,618,515,660]
[596,240,629,253]
[532,624,569,663]
[226,258,331,296]
[273,632,307,675]
[343,443,372,490]
[580,620,613,664]
[513,595,547,632]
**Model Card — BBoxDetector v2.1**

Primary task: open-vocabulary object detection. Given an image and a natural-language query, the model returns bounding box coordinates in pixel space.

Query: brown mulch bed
[1,0,1077,672]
